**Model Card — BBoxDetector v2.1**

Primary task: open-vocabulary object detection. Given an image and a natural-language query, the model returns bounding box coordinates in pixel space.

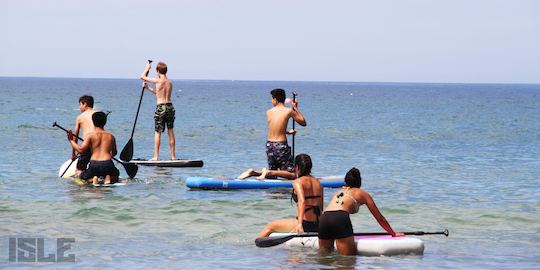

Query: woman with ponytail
[318,167,404,255]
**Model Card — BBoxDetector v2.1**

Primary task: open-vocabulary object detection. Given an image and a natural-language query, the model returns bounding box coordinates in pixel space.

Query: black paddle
[53,122,138,179]
[291,92,297,159]
[120,59,153,162]
[255,229,449,248]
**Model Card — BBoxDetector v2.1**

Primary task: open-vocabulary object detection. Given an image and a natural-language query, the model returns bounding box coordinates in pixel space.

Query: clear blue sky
[2,0,539,83]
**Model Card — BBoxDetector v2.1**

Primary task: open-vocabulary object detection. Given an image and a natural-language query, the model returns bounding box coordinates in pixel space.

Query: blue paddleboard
[185,176,344,190]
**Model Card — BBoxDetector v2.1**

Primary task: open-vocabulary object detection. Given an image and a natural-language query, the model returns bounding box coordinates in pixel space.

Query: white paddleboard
[269,233,424,256]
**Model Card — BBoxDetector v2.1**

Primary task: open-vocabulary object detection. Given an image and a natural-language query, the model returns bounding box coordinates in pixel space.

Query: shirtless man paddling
[72,95,96,176]
[239,89,306,180]
[141,61,176,161]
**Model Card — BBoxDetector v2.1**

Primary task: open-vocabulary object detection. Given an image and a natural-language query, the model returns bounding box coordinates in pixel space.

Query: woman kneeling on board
[257,153,323,237]
[319,167,404,256]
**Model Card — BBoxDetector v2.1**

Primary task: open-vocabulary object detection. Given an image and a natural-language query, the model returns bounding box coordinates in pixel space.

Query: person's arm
[363,192,400,237]
[111,135,117,156]
[293,180,306,233]
[290,100,306,126]
[72,118,80,160]
[143,82,157,95]
[140,63,158,83]
[68,130,91,154]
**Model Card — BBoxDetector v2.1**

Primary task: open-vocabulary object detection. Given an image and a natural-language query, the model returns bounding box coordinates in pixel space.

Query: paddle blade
[255,235,296,248]
[120,139,133,161]
[122,162,138,179]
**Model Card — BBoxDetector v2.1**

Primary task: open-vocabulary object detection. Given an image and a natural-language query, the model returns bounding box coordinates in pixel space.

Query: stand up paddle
[53,122,138,179]
[255,229,449,248]
[120,59,152,162]
[291,92,297,159]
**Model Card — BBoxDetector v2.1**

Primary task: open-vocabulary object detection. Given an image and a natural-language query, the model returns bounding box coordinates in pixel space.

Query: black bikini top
[291,189,322,217]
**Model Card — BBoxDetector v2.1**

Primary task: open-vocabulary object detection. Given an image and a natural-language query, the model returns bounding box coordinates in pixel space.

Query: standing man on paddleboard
[239,88,306,179]
[72,95,96,176]
[67,111,120,184]
[140,61,176,161]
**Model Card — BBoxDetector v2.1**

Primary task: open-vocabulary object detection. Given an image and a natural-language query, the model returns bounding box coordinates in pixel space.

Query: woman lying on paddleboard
[257,153,323,237]
[318,167,404,255]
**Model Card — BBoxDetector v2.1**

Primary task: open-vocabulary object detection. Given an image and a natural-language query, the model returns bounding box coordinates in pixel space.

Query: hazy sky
[2,0,539,83]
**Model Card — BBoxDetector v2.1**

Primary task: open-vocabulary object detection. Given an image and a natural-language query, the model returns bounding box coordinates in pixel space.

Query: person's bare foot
[171,156,176,160]
[149,156,158,161]
[238,168,255,179]
[256,167,268,180]
[92,176,99,185]
[104,175,111,185]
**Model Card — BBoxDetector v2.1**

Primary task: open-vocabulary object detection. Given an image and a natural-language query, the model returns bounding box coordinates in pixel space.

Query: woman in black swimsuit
[318,167,404,255]
[256,153,323,238]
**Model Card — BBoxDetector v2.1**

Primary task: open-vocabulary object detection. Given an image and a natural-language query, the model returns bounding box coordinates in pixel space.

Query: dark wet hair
[345,167,361,188]
[295,153,312,177]
[270,88,286,103]
[92,111,107,128]
[79,95,94,108]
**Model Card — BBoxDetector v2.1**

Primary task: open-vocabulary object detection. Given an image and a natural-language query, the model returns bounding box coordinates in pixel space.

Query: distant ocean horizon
[1,77,539,269]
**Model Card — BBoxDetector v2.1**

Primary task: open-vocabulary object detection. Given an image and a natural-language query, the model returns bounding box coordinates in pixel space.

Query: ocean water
[0,77,539,269]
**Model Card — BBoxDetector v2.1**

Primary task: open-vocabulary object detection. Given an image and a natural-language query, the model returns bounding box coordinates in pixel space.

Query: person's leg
[335,237,357,256]
[238,168,262,179]
[167,128,176,160]
[263,170,295,180]
[151,131,161,161]
[104,175,111,185]
[318,239,335,253]
[256,219,298,238]
[255,167,269,180]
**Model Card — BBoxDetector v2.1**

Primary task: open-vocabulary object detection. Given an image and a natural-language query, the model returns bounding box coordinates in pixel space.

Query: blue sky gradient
[2,0,539,83]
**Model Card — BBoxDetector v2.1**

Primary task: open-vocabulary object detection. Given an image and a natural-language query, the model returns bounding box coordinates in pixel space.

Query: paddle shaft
[59,154,78,178]
[52,122,138,178]
[255,229,449,248]
[291,92,297,159]
[131,59,153,137]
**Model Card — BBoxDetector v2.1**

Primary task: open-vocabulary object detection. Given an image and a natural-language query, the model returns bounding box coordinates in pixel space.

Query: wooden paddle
[120,59,152,161]
[53,122,138,179]
[255,229,449,248]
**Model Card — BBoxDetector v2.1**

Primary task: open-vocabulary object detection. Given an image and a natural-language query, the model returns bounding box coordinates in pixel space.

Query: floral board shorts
[265,141,294,171]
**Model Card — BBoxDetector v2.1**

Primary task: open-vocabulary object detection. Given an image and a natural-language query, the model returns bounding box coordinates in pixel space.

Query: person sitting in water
[238,88,306,180]
[318,167,404,256]
[67,111,119,184]
[257,154,323,237]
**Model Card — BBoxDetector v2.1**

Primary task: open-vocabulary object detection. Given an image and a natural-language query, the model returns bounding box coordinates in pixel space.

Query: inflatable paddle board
[127,158,203,167]
[58,159,127,187]
[185,176,344,189]
[269,233,424,256]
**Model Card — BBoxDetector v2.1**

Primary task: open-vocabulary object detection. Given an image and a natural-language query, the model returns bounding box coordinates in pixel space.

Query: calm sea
[0,77,539,269]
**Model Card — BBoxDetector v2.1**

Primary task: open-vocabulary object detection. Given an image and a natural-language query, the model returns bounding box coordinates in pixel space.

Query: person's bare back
[266,105,294,142]
[87,130,117,161]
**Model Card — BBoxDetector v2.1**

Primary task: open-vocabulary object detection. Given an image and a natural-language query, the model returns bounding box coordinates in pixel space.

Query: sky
[1,0,539,83]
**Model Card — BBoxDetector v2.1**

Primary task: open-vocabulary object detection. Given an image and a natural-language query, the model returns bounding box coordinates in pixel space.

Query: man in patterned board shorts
[238,88,307,180]
[141,61,177,160]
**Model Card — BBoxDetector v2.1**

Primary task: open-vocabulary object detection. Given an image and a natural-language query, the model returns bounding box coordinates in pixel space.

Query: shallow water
[0,77,539,269]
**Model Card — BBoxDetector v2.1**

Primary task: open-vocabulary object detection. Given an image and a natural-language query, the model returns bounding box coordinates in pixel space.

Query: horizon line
[1,75,539,86]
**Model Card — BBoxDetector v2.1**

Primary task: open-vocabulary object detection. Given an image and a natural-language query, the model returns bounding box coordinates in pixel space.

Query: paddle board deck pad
[186,176,344,189]
[269,233,424,256]
[59,159,127,187]
[127,158,203,167]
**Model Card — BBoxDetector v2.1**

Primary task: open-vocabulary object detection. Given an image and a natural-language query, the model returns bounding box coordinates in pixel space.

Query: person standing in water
[141,61,176,160]
[318,167,404,256]
[239,88,306,180]
[72,95,96,176]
